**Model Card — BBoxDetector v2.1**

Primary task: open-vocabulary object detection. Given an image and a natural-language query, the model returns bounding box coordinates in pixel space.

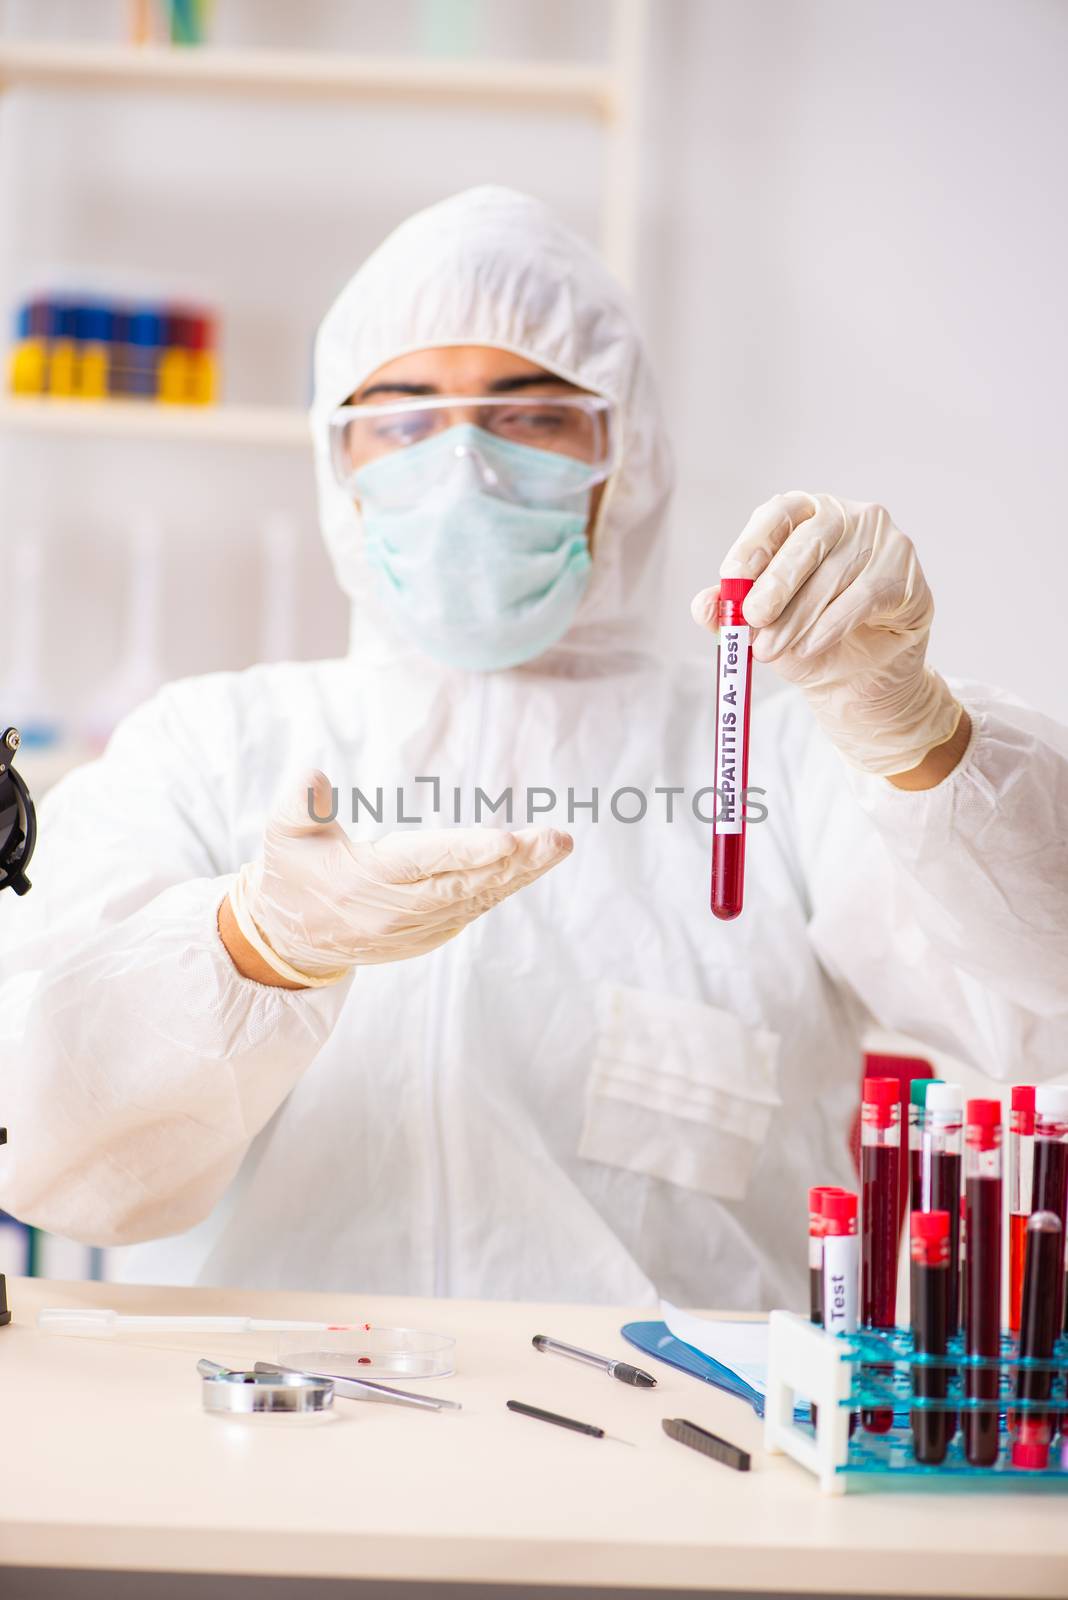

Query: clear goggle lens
[328,394,617,507]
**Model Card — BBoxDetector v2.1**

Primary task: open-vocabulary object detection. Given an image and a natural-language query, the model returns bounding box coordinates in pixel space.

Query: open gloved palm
[230,771,573,985]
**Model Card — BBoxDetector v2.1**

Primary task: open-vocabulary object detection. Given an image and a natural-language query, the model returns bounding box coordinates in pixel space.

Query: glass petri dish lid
[276,1325,455,1379]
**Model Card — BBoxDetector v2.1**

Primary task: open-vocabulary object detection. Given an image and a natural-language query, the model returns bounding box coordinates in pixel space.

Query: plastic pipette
[38,1307,371,1338]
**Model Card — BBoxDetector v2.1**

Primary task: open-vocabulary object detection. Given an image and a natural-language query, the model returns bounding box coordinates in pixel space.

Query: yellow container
[77,341,110,399]
[188,349,217,405]
[8,338,47,394]
[48,338,78,397]
[157,345,192,403]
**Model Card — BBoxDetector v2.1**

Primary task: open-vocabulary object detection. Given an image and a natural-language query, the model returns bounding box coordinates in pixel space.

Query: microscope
[0,726,37,1326]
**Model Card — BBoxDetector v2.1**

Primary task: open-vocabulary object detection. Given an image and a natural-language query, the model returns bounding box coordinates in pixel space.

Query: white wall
[642,0,1068,717]
[1,0,1065,734]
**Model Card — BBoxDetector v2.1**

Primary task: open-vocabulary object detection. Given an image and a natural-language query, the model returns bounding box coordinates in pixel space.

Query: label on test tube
[821,1192,859,1335]
[714,623,750,833]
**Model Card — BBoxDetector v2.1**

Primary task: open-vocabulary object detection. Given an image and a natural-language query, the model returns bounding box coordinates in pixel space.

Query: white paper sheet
[660,1300,770,1397]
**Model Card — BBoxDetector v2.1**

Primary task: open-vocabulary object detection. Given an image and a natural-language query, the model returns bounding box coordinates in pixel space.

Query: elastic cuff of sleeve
[828,670,964,778]
[229,867,351,990]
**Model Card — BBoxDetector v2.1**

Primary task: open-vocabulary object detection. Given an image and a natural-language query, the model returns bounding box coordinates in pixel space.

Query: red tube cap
[718,577,754,602]
[863,1076,900,1128]
[967,1098,1002,1127]
[1012,1417,1051,1471]
[864,1077,900,1107]
[967,1097,1002,1151]
[822,1191,858,1230]
[911,1209,950,1242]
[1011,1085,1036,1114]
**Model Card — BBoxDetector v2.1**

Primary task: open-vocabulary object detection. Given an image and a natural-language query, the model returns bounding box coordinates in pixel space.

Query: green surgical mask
[356,426,593,672]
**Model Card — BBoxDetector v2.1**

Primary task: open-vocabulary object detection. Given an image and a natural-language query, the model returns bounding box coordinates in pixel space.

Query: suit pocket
[577,981,782,1201]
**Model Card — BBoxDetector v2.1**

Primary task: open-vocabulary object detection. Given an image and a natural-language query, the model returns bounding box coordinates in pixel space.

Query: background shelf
[0,395,311,447]
[0,41,616,116]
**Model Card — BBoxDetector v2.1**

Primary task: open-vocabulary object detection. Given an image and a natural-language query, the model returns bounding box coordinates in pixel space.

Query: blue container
[74,302,115,344]
[126,308,163,397]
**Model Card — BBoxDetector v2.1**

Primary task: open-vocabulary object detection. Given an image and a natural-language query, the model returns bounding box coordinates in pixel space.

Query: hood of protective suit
[311,186,674,668]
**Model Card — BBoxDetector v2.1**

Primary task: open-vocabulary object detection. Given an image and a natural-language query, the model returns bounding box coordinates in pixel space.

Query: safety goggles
[328,394,618,507]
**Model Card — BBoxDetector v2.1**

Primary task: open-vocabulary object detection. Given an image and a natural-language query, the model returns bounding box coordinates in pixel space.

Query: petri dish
[276,1325,455,1379]
[201,1368,337,1425]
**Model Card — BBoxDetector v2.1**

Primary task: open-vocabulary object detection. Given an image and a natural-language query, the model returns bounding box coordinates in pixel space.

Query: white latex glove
[691,491,963,777]
[230,771,573,986]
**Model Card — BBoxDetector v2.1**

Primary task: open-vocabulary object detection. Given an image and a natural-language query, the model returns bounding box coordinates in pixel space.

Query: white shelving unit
[0,395,310,447]
[0,39,615,114]
[0,6,647,444]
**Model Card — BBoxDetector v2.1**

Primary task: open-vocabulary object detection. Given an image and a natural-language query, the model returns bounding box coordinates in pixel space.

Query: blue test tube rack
[765,1310,1068,1493]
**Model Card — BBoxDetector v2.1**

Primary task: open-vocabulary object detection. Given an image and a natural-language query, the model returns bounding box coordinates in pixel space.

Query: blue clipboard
[621,1318,774,1417]
[623,1319,909,1425]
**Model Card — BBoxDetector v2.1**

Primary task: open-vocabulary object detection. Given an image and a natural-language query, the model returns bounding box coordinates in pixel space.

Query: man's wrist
[886,708,972,791]
[217,894,308,990]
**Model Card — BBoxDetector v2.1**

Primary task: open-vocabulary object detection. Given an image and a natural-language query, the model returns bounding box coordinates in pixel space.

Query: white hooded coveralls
[1,188,1066,1310]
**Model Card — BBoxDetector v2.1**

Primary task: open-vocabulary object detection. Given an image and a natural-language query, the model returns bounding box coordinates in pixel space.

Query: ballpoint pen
[532,1334,657,1387]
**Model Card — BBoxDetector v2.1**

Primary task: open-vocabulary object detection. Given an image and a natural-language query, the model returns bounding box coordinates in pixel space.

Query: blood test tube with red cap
[861,1077,900,1432]
[921,1083,963,1339]
[710,578,754,920]
[1012,1210,1063,1470]
[910,1209,951,1465]
[1009,1085,1036,1334]
[808,1186,846,1325]
[807,1185,846,1428]
[1031,1085,1068,1333]
[964,1098,1003,1467]
[821,1190,859,1336]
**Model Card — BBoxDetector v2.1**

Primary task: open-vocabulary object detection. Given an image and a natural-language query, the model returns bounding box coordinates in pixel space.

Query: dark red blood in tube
[861,1077,901,1433]
[1012,1210,1063,1469]
[711,578,755,920]
[964,1099,1003,1468]
[910,1209,951,1465]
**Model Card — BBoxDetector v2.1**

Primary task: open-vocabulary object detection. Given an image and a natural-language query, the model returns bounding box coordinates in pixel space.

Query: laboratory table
[0,1278,1065,1600]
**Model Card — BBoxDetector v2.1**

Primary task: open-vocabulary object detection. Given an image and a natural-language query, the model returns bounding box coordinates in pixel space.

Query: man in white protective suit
[0,188,1065,1311]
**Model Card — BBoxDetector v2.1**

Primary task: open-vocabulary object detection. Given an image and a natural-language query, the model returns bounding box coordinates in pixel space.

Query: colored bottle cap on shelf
[910,1077,943,1107]
[1035,1085,1068,1120]
[185,311,214,351]
[54,300,78,338]
[718,577,755,602]
[129,310,163,346]
[74,303,115,344]
[27,298,55,337]
[161,311,187,347]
